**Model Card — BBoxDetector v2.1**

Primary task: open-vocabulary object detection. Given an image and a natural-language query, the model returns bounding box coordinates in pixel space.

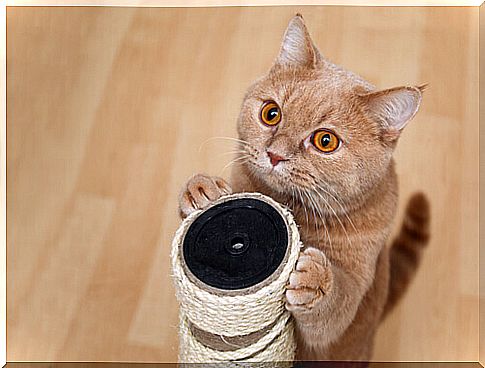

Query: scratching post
[171,193,301,364]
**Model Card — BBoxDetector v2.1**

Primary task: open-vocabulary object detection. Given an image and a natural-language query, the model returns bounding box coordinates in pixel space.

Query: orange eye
[311,130,340,153]
[260,101,281,126]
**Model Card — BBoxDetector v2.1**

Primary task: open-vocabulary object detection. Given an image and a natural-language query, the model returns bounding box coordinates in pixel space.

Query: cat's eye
[260,101,281,126]
[311,129,340,153]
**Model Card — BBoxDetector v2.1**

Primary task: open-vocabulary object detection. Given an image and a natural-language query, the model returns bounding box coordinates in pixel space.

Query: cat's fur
[178,15,430,361]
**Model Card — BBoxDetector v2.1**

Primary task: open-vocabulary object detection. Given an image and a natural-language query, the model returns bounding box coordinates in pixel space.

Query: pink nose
[267,151,287,167]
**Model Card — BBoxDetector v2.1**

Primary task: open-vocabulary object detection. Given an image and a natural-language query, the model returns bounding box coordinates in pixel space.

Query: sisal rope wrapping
[171,193,302,363]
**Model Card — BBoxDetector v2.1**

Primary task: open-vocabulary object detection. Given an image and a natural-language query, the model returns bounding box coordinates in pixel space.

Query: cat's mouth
[246,155,290,191]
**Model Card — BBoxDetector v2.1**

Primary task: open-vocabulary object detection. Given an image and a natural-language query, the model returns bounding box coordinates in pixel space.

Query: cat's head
[237,14,424,209]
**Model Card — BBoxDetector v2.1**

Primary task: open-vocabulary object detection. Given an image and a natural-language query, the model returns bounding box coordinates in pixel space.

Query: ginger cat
[178,14,430,361]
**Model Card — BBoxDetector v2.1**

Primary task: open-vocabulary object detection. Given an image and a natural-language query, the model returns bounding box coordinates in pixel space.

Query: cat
[178,14,430,361]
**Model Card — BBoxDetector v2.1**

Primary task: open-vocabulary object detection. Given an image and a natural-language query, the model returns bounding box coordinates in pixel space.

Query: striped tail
[382,192,431,319]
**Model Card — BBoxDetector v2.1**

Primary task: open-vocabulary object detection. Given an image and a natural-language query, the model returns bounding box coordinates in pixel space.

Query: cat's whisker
[313,181,358,235]
[313,192,326,246]
[306,172,353,223]
[287,187,292,208]
[198,136,251,154]
[288,170,355,250]
[307,187,333,254]
[311,187,353,249]
[296,186,309,238]
[217,150,249,158]
[303,189,320,247]
[297,182,333,252]
[310,195,324,231]
[218,155,251,176]
[292,182,333,254]
[317,195,334,254]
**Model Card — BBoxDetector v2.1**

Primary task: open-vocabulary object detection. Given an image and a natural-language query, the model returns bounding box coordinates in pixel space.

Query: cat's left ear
[273,14,322,69]
[359,85,426,140]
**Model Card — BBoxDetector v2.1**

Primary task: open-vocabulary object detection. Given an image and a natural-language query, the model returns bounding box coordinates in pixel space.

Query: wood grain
[6,1,483,7]
[7,6,479,362]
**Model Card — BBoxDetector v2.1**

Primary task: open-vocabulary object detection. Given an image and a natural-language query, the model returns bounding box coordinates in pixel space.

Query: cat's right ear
[273,14,322,69]
[358,85,425,141]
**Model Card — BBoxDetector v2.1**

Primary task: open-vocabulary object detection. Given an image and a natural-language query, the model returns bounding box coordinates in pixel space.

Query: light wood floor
[7,6,479,362]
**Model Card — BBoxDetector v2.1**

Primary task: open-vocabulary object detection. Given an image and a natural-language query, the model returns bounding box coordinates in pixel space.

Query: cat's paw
[285,247,333,314]
[179,174,232,218]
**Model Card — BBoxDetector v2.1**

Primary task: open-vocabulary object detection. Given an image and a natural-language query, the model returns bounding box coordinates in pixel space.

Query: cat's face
[237,15,423,209]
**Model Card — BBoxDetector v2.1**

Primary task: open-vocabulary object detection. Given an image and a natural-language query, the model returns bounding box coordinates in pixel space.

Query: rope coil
[171,192,301,363]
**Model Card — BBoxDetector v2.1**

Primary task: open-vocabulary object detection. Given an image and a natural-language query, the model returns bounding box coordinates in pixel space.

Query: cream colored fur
[178,14,430,361]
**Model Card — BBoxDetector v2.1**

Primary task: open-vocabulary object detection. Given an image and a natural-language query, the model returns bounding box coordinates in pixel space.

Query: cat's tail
[382,192,431,319]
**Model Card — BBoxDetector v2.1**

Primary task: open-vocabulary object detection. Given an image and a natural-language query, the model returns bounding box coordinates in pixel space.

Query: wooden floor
[6,6,479,362]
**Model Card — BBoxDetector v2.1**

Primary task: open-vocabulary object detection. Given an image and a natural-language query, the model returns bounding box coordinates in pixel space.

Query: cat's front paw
[285,247,333,314]
[179,174,232,218]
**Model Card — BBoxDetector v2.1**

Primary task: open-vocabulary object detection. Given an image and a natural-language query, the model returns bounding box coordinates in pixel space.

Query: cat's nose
[267,151,287,167]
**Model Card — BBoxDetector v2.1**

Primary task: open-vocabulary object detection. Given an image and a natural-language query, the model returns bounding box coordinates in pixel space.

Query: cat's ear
[274,14,322,68]
[359,85,426,140]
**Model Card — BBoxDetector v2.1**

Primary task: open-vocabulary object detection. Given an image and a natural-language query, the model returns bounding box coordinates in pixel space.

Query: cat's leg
[285,247,372,351]
[295,247,390,361]
[179,174,232,218]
